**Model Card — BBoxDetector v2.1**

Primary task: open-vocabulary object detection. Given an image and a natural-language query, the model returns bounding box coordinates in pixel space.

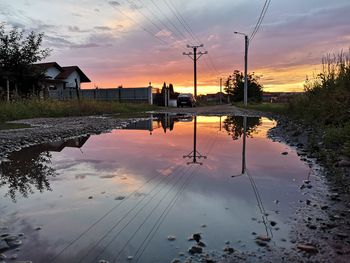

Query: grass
[233,102,288,114]
[0,99,158,123]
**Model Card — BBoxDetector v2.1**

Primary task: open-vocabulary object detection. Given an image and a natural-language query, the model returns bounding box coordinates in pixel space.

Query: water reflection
[0,136,89,201]
[223,115,261,140]
[183,116,207,165]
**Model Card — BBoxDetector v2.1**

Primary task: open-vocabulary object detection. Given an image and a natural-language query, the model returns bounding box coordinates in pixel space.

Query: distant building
[34,62,91,96]
[262,92,302,103]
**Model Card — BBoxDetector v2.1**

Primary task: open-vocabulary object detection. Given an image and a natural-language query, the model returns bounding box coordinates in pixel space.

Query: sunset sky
[1,0,350,94]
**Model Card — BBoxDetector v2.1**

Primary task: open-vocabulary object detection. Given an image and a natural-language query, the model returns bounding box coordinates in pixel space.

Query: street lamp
[234,31,249,107]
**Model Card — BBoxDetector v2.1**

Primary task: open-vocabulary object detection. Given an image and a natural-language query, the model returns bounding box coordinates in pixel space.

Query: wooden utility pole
[183,44,207,98]
[6,78,10,102]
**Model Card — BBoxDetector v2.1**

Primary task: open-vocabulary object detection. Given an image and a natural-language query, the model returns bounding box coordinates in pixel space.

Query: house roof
[33,62,63,71]
[55,66,91,83]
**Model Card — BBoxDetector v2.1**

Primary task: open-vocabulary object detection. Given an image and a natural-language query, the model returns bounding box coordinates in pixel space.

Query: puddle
[0,114,313,262]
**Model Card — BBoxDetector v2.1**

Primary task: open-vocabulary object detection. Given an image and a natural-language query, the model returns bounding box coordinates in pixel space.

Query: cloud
[94,26,113,31]
[70,42,100,49]
[68,25,88,33]
[108,1,120,7]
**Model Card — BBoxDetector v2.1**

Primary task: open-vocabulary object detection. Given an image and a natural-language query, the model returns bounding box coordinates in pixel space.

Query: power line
[249,0,272,42]
[107,0,169,45]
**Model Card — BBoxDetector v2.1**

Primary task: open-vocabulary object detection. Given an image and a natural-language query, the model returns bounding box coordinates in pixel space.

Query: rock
[270,221,277,227]
[115,196,126,200]
[273,200,279,204]
[10,254,18,260]
[0,253,6,260]
[201,224,207,228]
[306,200,311,205]
[225,240,230,244]
[0,240,10,251]
[188,245,203,254]
[0,234,9,238]
[35,227,42,231]
[197,241,206,247]
[178,252,185,256]
[167,235,176,241]
[297,244,318,253]
[3,235,18,242]
[192,233,201,243]
[256,235,271,242]
[88,196,93,199]
[255,240,268,247]
[127,256,133,260]
[7,239,22,248]
[98,260,109,263]
[281,152,288,155]
[223,246,234,254]
[336,159,350,167]
[171,259,181,263]
[336,232,349,239]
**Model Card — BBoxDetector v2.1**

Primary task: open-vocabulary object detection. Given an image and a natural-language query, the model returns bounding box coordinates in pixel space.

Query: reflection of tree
[223,116,261,140]
[0,150,56,202]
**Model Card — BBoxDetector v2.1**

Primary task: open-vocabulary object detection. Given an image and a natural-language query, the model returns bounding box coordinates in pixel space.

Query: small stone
[188,245,202,254]
[115,196,126,200]
[201,224,207,228]
[7,239,22,248]
[88,196,93,199]
[321,205,328,210]
[0,240,9,251]
[127,256,133,261]
[306,200,311,205]
[10,254,18,260]
[167,235,176,241]
[223,246,234,254]
[281,152,288,155]
[197,241,206,247]
[178,252,185,256]
[192,233,201,243]
[225,240,230,244]
[4,235,18,242]
[273,200,279,204]
[255,240,268,247]
[297,244,318,253]
[256,235,271,242]
[270,221,277,227]
[35,227,42,231]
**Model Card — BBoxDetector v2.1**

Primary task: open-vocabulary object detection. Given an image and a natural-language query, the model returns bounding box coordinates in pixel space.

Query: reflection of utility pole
[219,78,222,105]
[183,116,207,165]
[232,115,247,177]
[241,116,247,174]
[234,32,249,107]
[183,45,207,98]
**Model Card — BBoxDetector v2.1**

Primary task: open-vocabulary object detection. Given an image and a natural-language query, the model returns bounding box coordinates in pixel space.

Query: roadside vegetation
[0,100,158,123]
[234,50,350,159]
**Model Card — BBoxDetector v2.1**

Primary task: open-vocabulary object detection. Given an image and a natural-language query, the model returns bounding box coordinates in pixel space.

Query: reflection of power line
[231,116,273,237]
[183,116,207,165]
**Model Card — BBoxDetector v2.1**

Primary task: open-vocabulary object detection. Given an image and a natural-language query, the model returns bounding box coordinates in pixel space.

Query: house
[34,62,91,97]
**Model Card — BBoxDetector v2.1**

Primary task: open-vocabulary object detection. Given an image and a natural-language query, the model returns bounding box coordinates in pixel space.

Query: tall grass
[288,50,350,157]
[0,100,158,122]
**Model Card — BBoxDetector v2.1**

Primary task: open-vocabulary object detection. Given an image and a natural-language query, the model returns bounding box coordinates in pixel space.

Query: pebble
[115,196,126,200]
[256,235,271,242]
[223,246,234,254]
[88,196,93,199]
[296,244,318,253]
[98,260,109,263]
[188,245,203,254]
[35,227,42,231]
[127,256,133,261]
[270,221,277,227]
[171,259,181,263]
[255,240,268,247]
[192,233,201,243]
[167,235,176,241]
[197,241,206,247]
[281,152,288,155]
[201,224,207,228]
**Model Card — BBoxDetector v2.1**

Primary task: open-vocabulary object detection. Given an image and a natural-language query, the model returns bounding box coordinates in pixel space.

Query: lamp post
[234,31,249,107]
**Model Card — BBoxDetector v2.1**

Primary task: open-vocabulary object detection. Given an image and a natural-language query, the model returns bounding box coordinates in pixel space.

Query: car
[177,93,196,107]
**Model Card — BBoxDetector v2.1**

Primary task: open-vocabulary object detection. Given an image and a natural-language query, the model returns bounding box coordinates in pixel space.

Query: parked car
[177,93,196,107]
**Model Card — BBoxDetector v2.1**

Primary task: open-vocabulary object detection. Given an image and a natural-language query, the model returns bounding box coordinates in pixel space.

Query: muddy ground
[0,105,349,263]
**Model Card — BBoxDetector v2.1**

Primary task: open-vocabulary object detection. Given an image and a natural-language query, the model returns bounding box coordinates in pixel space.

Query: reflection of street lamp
[232,115,247,177]
[183,116,207,165]
[234,31,249,107]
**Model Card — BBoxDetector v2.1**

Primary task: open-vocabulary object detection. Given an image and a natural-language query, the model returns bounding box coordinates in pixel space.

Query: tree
[0,24,51,97]
[224,70,263,102]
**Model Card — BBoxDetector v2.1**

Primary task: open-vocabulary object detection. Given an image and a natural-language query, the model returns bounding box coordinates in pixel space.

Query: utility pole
[244,35,249,107]
[219,78,222,104]
[234,32,249,107]
[183,44,207,98]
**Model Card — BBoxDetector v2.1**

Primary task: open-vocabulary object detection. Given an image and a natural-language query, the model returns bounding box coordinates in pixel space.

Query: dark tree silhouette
[0,24,51,97]
[223,116,262,140]
[0,148,56,202]
[224,70,263,102]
